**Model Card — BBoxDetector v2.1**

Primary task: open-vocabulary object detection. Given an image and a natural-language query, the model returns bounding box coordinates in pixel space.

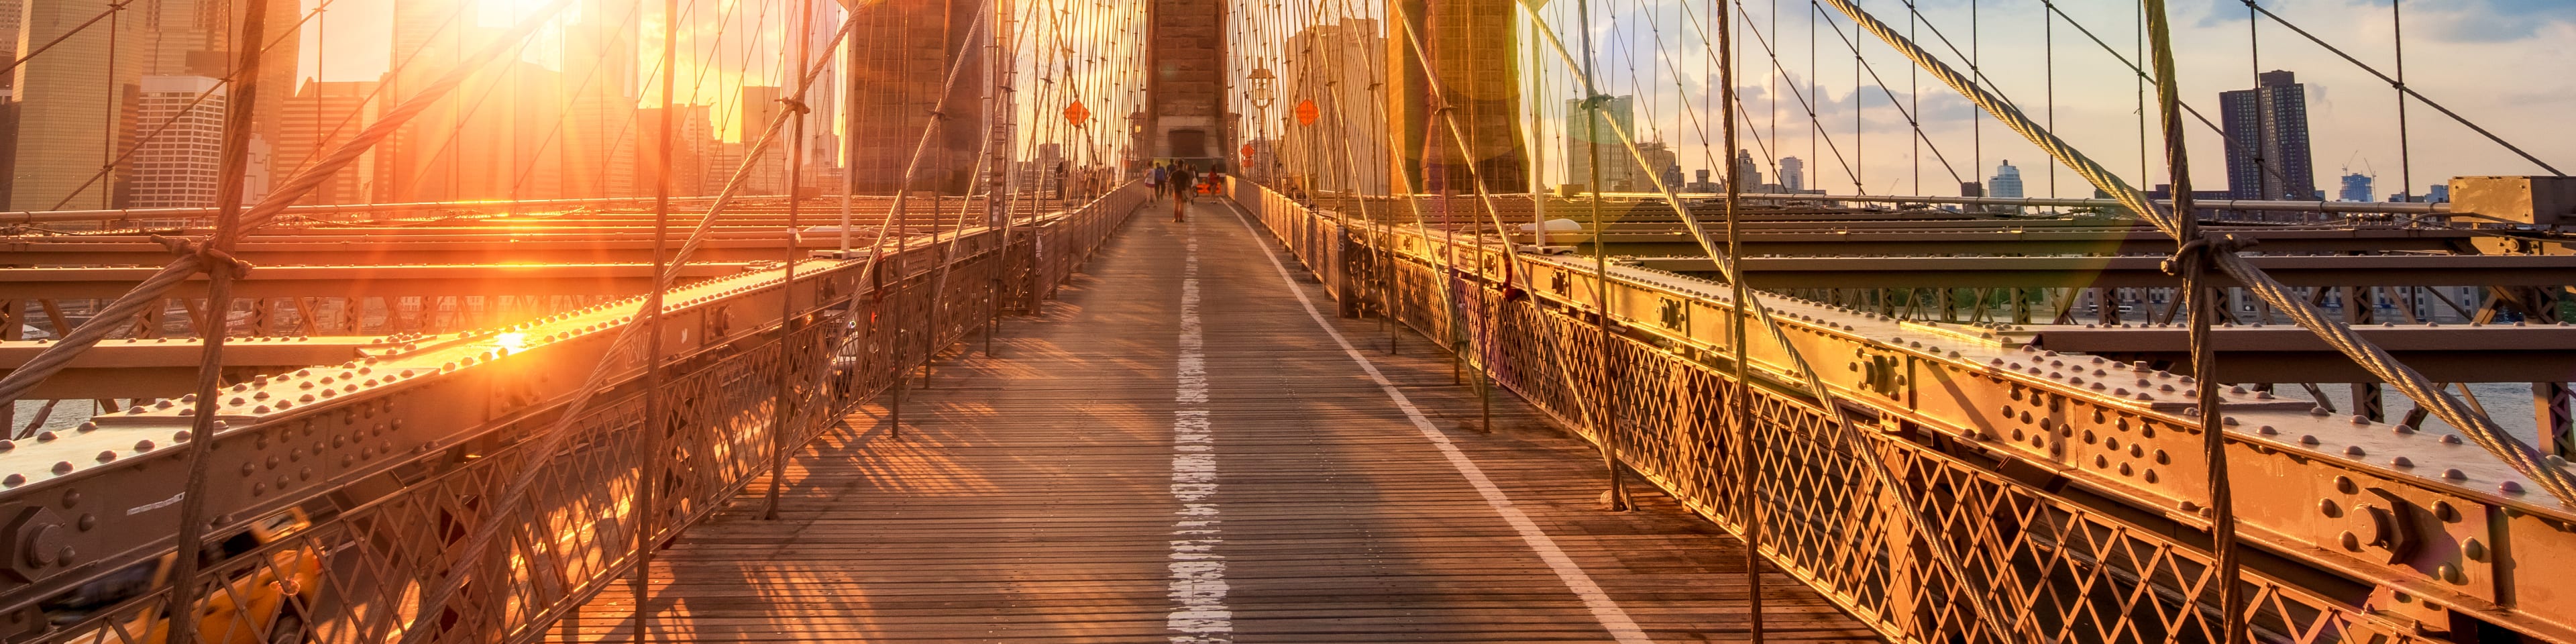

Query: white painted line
[1222,200,1656,644]
[1167,225,1232,644]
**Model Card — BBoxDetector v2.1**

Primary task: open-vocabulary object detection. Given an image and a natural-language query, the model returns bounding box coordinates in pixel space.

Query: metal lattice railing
[4,184,1144,644]
[1232,180,2438,644]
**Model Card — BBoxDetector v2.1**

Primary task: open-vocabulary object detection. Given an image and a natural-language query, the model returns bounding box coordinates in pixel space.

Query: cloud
[2192,0,2576,42]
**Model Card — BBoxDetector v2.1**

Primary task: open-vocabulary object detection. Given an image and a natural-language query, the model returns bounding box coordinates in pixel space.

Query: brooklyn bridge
[0,0,2570,642]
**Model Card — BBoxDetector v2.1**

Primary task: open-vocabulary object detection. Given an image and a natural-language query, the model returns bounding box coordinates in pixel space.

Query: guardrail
[1228,177,2576,643]
[0,182,1142,644]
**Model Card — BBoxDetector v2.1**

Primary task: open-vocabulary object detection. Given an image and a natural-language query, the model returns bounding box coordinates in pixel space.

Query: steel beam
[1631,254,2576,288]
[0,264,751,300]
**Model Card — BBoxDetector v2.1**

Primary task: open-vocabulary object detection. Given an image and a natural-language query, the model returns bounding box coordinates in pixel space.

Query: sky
[291,0,2573,197]
[1507,0,2576,197]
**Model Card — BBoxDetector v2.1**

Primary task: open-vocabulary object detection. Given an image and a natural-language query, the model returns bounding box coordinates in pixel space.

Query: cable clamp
[777,97,811,115]
[2161,232,2256,277]
[154,234,256,280]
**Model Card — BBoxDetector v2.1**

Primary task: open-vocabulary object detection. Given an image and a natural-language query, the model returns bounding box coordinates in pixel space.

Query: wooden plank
[546,201,1880,643]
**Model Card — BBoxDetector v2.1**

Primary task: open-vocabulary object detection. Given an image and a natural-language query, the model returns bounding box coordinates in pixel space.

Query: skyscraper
[1779,156,1805,193]
[2220,70,2318,202]
[1282,18,1389,195]
[561,0,641,199]
[1988,160,2024,199]
[847,0,984,194]
[2339,172,2374,203]
[1566,95,1643,191]
[279,79,379,205]
[1731,149,1762,192]
[129,76,227,207]
[737,85,788,195]
[8,0,142,211]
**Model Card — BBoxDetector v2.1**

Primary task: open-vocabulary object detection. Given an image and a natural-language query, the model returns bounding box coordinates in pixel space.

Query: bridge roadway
[541,201,1878,642]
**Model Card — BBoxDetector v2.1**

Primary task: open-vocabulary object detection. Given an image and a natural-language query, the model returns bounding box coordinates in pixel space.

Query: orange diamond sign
[1063,101,1090,125]
[1240,143,1256,160]
[1295,99,1319,125]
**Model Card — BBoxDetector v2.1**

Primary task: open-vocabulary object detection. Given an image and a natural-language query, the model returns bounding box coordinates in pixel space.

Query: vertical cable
[1574,0,1628,512]
[2141,4,2242,641]
[1719,1,1762,641]
[2247,0,2262,207]
[766,0,815,522]
[635,0,681,635]
[164,0,275,639]
[2044,0,2055,203]
[2392,0,2411,203]
[840,5,857,254]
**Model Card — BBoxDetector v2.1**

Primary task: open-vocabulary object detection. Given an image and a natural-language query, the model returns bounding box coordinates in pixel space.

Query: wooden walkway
[546,200,1880,643]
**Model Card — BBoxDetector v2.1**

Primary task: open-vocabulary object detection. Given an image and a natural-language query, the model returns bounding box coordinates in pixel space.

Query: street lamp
[1247,68,1276,182]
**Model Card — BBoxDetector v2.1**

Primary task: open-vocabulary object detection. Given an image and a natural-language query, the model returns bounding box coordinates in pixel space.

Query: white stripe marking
[1168,227,1232,644]
[1220,200,1655,644]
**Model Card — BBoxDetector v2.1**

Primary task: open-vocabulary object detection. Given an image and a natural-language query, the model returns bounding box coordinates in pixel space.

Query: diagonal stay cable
[1810,0,2576,507]
[0,0,580,419]
[1517,3,2045,643]
[389,9,882,643]
[46,0,439,213]
[2234,0,2559,176]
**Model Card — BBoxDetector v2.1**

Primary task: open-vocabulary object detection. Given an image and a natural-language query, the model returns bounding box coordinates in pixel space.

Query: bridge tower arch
[1141,0,1229,174]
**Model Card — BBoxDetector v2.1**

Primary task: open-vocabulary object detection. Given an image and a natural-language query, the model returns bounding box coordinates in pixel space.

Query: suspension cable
[1811,0,2576,508]
[1517,4,2043,641]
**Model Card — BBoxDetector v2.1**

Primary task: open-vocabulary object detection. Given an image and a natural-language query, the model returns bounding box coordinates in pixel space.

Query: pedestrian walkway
[545,198,1880,643]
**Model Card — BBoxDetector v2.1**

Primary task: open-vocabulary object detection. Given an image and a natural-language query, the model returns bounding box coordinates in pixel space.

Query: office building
[378,0,484,202]
[1638,142,1678,191]
[849,0,984,193]
[2339,172,2373,203]
[1732,150,1762,192]
[1282,18,1389,195]
[737,85,789,195]
[129,76,227,207]
[1988,160,2025,199]
[1566,95,1643,191]
[8,0,142,211]
[2220,70,2317,202]
[1779,156,1805,193]
[279,79,379,205]
[561,0,641,199]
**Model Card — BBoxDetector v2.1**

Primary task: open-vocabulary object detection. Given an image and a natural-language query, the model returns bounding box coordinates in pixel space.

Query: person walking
[1146,163,1168,201]
[1172,163,1197,222]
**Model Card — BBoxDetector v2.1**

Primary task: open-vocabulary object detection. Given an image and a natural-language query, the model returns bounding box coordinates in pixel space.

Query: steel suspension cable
[2234,0,2559,176]
[0,0,581,417]
[395,10,882,642]
[1810,0,2576,508]
[1519,4,2042,641]
[2141,4,2247,641]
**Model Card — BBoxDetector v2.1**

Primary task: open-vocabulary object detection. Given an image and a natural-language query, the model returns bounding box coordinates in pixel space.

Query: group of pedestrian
[1144,161,1212,222]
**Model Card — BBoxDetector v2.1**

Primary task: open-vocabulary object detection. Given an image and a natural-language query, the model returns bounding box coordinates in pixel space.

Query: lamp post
[1127,109,1146,176]
[1247,68,1275,183]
